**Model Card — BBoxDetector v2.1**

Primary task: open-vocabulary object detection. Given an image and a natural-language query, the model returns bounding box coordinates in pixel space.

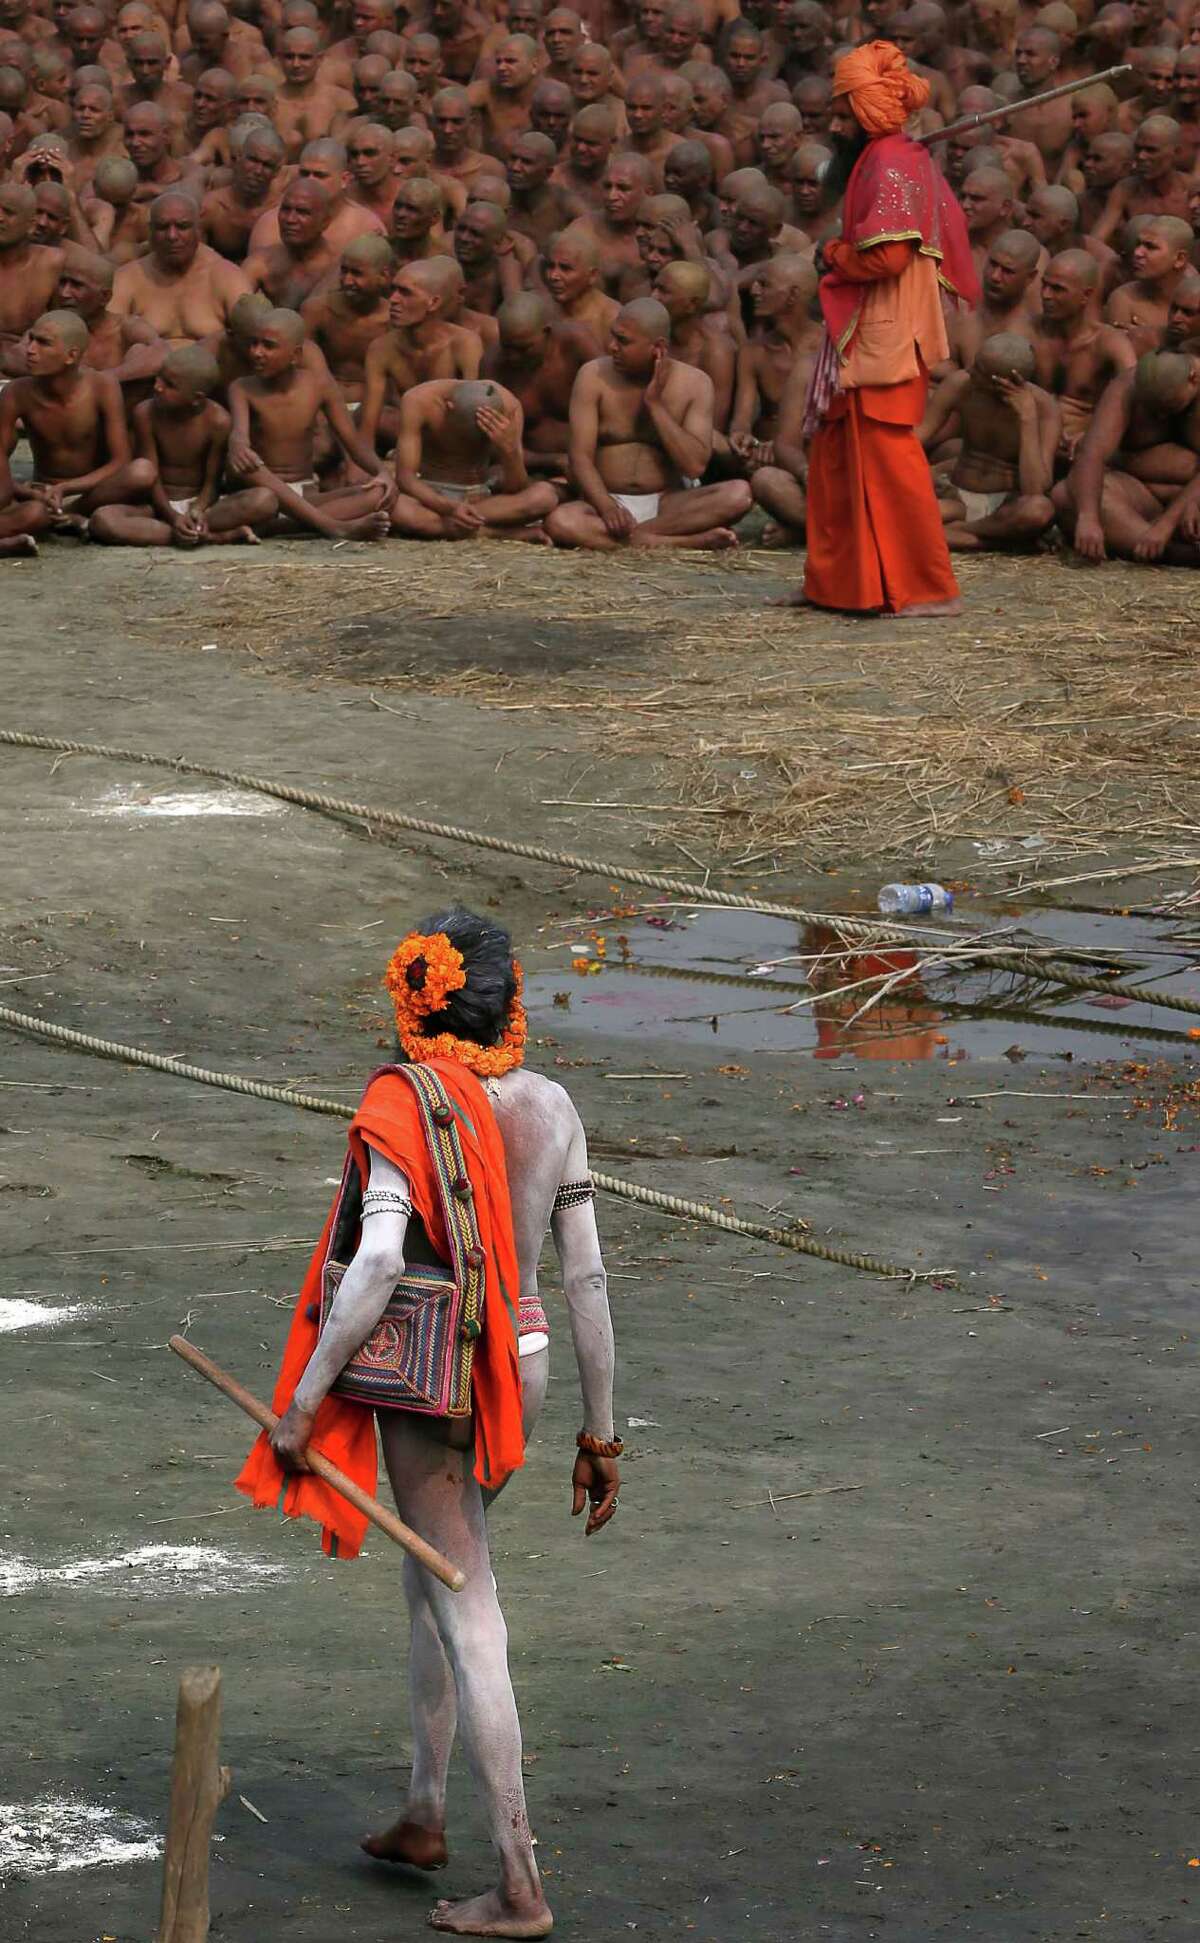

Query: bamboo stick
[919,66,1132,144]
[156,1666,230,1943]
[168,1336,466,1591]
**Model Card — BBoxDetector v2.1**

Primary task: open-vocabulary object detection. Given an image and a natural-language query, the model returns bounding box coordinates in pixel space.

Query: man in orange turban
[775,40,978,617]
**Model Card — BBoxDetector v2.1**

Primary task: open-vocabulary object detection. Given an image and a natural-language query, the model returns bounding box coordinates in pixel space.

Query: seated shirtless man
[482,291,594,475]
[245,179,341,310]
[389,376,560,537]
[300,233,394,411]
[1105,215,1196,353]
[361,258,483,453]
[1031,248,1137,462]
[1056,347,1200,560]
[54,244,164,388]
[111,191,250,345]
[89,342,277,545]
[228,306,392,537]
[728,249,819,477]
[650,259,735,431]
[0,309,145,542]
[545,296,751,548]
[922,333,1060,550]
[540,226,619,349]
[0,179,65,373]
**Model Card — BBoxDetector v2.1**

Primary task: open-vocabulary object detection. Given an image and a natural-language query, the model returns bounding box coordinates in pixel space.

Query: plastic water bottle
[877,882,954,917]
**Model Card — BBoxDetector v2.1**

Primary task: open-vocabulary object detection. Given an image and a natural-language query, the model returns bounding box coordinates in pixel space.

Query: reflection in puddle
[528,904,1200,1065]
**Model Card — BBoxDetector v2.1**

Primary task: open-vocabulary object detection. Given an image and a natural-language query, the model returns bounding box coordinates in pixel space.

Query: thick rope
[0,1004,940,1280]
[5,727,1185,1014]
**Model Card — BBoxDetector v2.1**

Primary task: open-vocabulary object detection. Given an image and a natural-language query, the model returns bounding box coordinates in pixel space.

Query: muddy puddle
[527,901,1200,1065]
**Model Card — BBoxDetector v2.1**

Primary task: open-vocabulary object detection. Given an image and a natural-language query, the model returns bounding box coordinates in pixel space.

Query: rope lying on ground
[6,727,1192,1015]
[0,1003,943,1281]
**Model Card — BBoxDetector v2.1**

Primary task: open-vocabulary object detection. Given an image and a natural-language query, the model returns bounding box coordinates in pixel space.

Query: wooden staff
[169,1336,466,1590]
[918,65,1132,144]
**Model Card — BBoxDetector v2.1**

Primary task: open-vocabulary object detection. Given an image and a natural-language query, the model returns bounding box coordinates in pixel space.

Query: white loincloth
[958,487,1009,524]
[613,491,660,524]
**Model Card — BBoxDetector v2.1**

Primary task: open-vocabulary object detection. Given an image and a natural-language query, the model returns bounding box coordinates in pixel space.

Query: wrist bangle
[577,1430,623,1458]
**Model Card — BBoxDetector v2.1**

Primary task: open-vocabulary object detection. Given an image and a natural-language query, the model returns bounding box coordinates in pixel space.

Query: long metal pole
[918,64,1132,145]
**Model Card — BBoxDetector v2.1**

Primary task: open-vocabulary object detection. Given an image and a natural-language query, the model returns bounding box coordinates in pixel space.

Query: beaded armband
[361,1191,414,1220]
[553,1177,594,1211]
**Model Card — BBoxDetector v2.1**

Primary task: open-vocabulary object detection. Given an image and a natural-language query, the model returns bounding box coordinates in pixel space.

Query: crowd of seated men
[0,0,1197,560]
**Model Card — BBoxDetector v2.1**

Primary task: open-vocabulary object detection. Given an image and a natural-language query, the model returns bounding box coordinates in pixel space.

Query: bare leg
[0,500,53,541]
[944,492,1055,552]
[477,482,560,537]
[378,1405,552,1938]
[628,479,752,548]
[89,502,175,546]
[73,457,157,514]
[248,467,391,539]
[364,1352,550,1878]
[750,465,806,545]
[203,486,279,541]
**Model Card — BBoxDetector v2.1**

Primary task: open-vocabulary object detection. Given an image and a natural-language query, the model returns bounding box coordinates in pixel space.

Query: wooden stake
[156,1666,231,1943]
[168,1335,466,1590]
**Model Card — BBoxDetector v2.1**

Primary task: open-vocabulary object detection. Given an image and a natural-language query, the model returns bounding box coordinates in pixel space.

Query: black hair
[407,905,518,1050]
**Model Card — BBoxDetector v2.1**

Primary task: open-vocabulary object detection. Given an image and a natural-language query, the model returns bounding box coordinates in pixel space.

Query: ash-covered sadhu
[780,40,978,616]
[238,907,619,1938]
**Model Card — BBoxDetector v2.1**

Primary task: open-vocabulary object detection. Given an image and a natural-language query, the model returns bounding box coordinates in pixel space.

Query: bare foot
[691,525,739,550]
[336,509,391,541]
[225,525,261,546]
[428,1887,553,1937]
[490,522,552,545]
[51,512,89,538]
[766,586,813,607]
[361,1815,448,1870]
[0,534,37,557]
[757,520,799,550]
[892,597,964,617]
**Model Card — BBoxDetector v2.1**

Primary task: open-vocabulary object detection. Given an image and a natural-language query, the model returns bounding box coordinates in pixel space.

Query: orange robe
[804,237,960,616]
[235,1059,524,1558]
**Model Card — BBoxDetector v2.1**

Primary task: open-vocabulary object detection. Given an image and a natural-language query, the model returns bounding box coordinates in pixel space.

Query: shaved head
[162,343,220,393]
[619,296,670,340]
[976,331,1036,380]
[1049,246,1099,287]
[36,308,90,352]
[342,232,394,270]
[655,258,710,305]
[498,290,550,334]
[1134,347,1197,410]
[264,306,307,346]
[991,226,1042,267]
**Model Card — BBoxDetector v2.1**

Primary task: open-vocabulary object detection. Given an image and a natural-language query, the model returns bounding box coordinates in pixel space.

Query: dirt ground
[2,537,1199,1943]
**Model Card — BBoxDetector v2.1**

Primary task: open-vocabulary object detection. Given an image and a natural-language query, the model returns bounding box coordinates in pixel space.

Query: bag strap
[390,1063,486,1337]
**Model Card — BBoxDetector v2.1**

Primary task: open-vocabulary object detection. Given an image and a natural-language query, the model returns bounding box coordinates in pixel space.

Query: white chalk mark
[83,786,285,819]
[0,1796,160,1879]
[0,1297,90,1334]
[0,1542,289,1599]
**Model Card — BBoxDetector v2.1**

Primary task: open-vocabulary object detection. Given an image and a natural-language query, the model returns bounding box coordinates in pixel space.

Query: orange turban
[832,38,931,137]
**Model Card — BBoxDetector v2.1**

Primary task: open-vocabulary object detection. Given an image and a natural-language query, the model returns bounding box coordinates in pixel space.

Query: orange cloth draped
[802,372,960,616]
[235,1059,524,1558]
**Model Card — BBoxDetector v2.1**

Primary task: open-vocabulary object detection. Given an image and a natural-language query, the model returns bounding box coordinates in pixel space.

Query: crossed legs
[372,1350,551,1937]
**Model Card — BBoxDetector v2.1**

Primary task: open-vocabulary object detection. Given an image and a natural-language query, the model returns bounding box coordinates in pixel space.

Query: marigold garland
[384,933,527,1079]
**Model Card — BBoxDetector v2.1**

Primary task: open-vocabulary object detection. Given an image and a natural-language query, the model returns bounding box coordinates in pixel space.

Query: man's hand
[643,342,669,409]
[1073,510,1106,562]
[599,491,635,539]
[993,372,1037,421]
[228,435,262,476]
[476,400,520,454]
[448,494,486,534]
[171,507,207,545]
[571,1450,620,1535]
[270,1400,317,1474]
[1133,513,1176,562]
